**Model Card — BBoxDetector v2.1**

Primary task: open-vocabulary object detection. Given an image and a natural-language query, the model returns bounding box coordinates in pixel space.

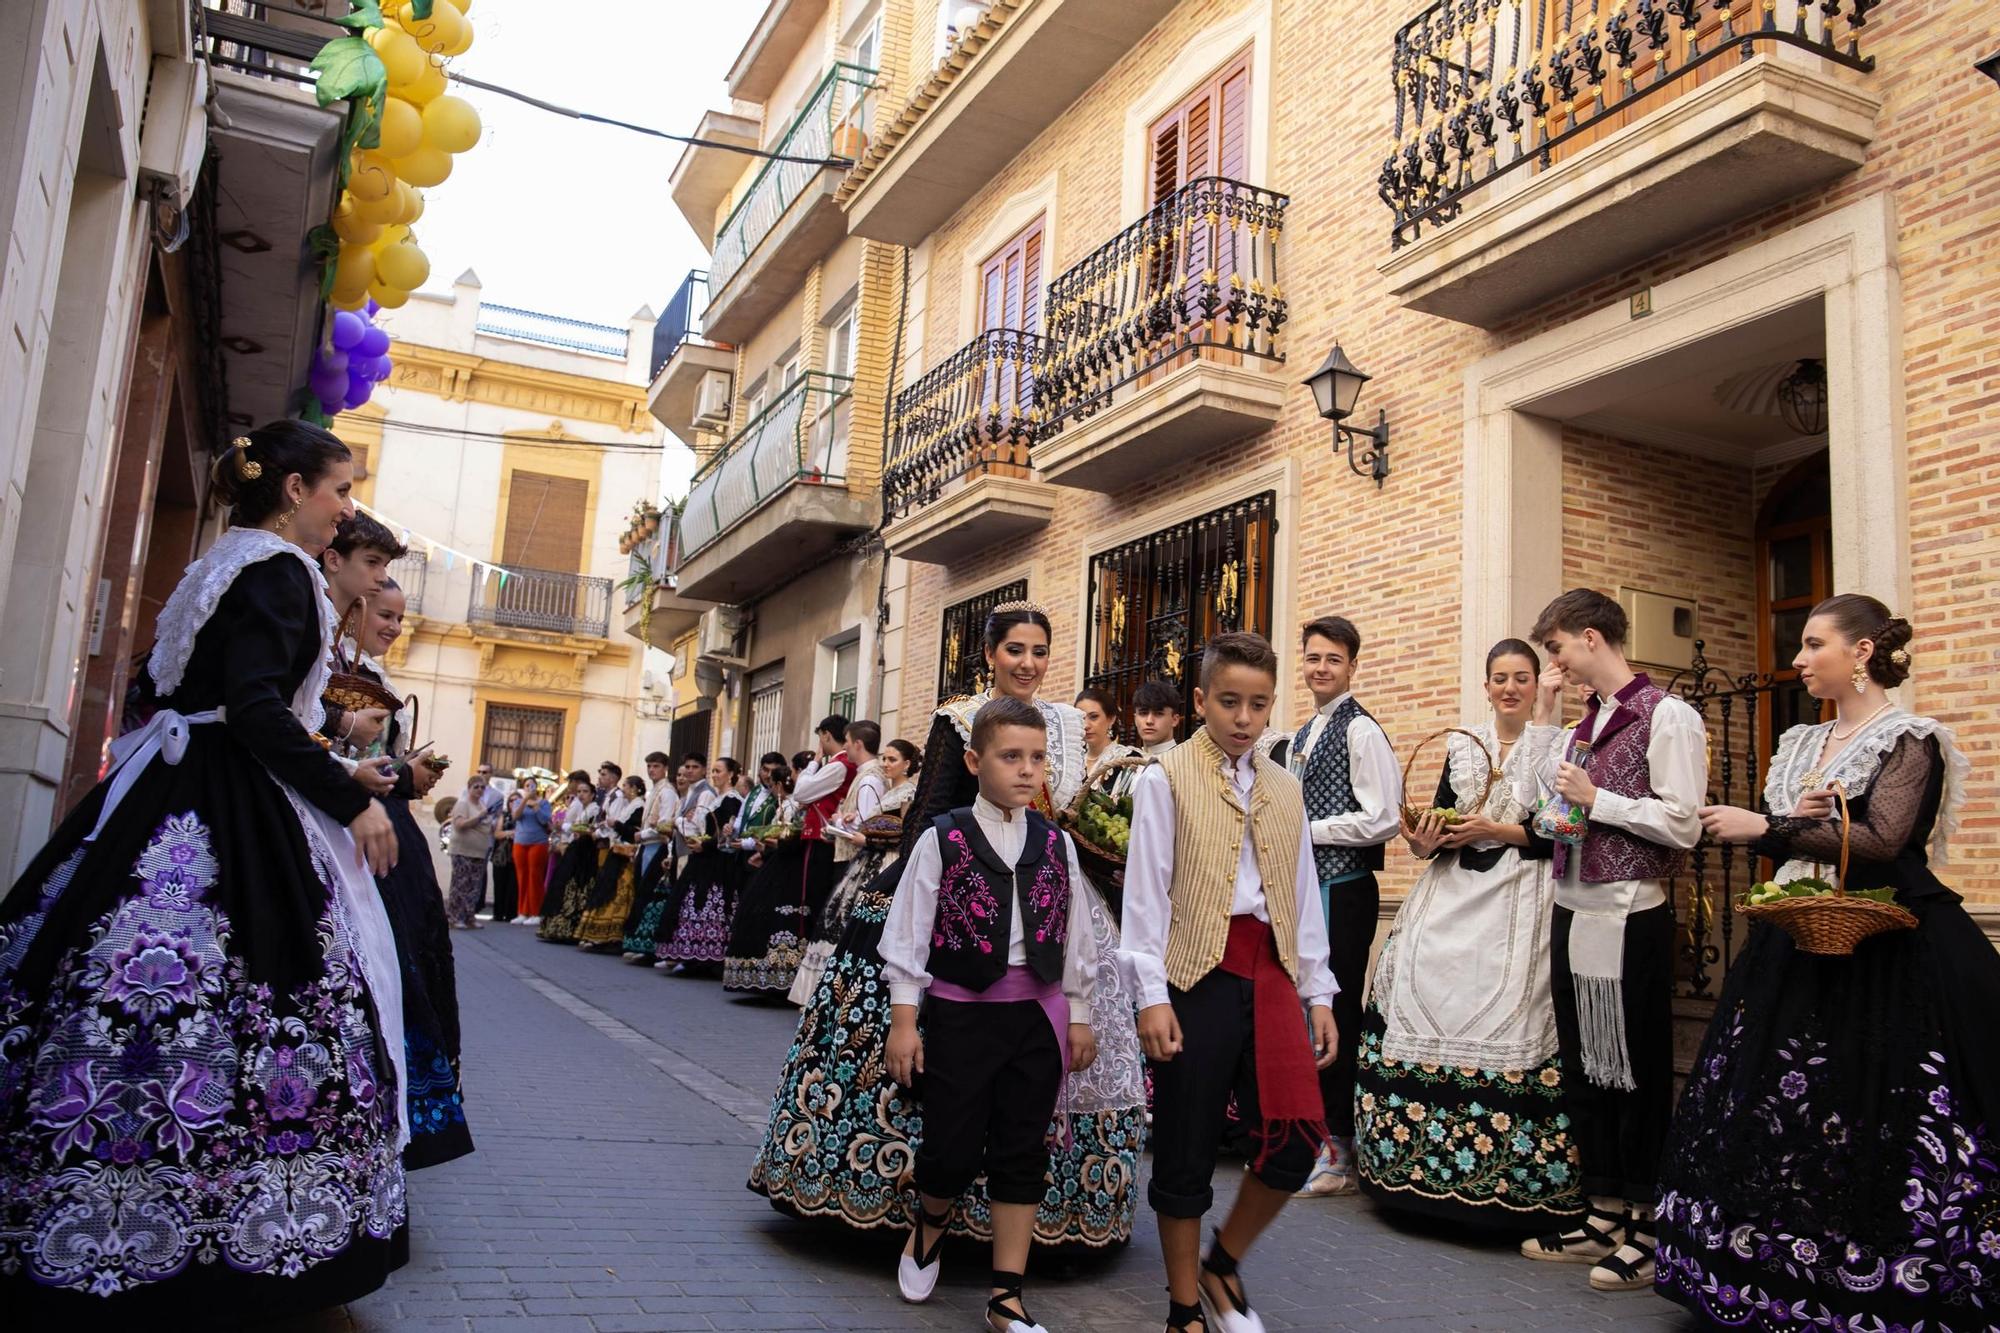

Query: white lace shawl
[1763,707,1971,864]
[879,778,917,813]
[937,692,1086,813]
[1446,722,1561,824]
[147,526,336,733]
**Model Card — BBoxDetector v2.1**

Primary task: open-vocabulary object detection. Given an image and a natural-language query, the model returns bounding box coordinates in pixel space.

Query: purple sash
[930,964,1072,1143]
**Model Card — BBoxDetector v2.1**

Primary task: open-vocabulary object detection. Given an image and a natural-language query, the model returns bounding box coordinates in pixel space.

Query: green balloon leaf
[310,35,388,110]
[410,0,435,17]
[336,1,386,30]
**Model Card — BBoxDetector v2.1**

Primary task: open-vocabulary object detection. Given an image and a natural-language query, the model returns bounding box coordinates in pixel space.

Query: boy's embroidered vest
[927,808,1070,990]
[1290,696,1385,884]
[801,752,857,842]
[1159,729,1307,989]
[1554,678,1687,884]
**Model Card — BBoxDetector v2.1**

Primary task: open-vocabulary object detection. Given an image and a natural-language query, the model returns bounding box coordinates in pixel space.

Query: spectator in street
[448,771,500,928]
[513,778,554,923]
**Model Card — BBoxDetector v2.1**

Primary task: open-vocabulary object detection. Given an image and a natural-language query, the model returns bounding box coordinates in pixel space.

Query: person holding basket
[1653,594,1996,1329]
[1354,638,1581,1229]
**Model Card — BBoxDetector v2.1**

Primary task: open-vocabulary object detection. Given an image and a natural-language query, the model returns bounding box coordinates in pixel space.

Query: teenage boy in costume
[883,696,1099,1333]
[1131,678,1184,761]
[1516,588,1704,1293]
[1123,631,1339,1333]
[1287,616,1401,1197]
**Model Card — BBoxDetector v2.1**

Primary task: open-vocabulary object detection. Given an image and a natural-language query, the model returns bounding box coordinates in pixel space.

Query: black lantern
[1303,343,1390,487]
[1777,358,1828,436]
[1978,49,2000,89]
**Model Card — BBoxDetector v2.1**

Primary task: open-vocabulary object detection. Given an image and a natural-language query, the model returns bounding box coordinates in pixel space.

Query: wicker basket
[1739,783,1917,956]
[324,603,403,714]
[1399,727,1498,826]
[859,812,905,847]
[433,795,458,824]
[1058,753,1151,886]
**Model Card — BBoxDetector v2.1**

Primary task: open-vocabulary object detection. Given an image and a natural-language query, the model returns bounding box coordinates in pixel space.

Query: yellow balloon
[403,189,426,225]
[368,280,412,310]
[442,11,475,57]
[348,150,396,202]
[397,0,464,56]
[377,97,424,159]
[331,290,370,312]
[368,25,425,87]
[370,224,412,252]
[421,96,482,155]
[351,185,402,225]
[375,241,431,292]
[390,145,453,188]
[332,244,377,300]
[390,182,424,226]
[397,58,448,106]
[331,197,384,246]
[454,0,472,12]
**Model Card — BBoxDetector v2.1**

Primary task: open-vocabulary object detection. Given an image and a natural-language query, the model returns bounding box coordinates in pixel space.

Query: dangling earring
[1852,660,1869,695]
[275,500,303,532]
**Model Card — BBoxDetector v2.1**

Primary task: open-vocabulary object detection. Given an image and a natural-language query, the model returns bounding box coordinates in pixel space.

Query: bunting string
[353,498,518,590]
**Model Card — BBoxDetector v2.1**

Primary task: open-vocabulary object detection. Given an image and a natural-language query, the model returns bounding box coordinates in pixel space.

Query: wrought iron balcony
[623,513,684,611]
[708,63,876,302]
[469,565,614,639]
[678,371,854,562]
[885,329,1052,518]
[388,550,430,616]
[1035,177,1289,441]
[1377,0,1880,252]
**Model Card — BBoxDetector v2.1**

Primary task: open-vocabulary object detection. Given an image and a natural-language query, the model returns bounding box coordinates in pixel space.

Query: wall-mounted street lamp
[1978,49,2000,90]
[1303,344,1390,488]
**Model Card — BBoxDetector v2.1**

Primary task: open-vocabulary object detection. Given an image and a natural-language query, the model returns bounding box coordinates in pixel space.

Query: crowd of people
[0,418,1990,1333]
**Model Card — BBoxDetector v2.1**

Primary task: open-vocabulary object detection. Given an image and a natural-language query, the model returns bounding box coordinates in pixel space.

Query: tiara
[231,436,262,480]
[991,599,1049,618]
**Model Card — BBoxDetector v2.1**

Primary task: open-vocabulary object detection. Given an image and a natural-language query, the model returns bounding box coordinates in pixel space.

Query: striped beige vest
[1159,728,1307,990]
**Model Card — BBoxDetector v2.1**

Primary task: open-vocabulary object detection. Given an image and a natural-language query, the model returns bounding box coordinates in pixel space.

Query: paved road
[284,921,1698,1333]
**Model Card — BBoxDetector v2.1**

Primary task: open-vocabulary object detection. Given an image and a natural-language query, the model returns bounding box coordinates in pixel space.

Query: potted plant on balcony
[618,499,664,555]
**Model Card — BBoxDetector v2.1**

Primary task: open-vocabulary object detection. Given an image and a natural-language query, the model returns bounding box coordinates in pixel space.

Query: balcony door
[500,470,588,630]
[972,220,1043,474]
[1535,0,1732,165]
[1145,50,1252,366]
[1754,455,1835,761]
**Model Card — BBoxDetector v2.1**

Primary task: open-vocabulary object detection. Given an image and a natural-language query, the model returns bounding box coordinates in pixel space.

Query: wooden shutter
[977,219,1044,334]
[1538,0,1728,165]
[1146,49,1252,204]
[502,471,588,573]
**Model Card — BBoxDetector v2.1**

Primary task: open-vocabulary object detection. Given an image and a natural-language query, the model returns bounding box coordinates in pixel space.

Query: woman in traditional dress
[576,775,647,951]
[749,602,1145,1250]
[348,578,474,1170]
[721,768,808,994]
[0,423,409,1318]
[1076,686,1143,797]
[1354,638,1581,1228]
[537,772,602,943]
[656,758,742,971]
[1655,594,1995,1328]
[788,738,920,1004]
[621,771,689,962]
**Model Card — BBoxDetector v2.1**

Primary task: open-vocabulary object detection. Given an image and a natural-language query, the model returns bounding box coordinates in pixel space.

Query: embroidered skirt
[376,796,473,1170]
[536,840,601,943]
[722,838,814,994]
[658,847,738,966]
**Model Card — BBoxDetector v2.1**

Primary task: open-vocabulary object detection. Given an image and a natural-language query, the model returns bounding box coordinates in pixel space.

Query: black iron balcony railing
[651,271,716,378]
[1036,177,1288,439]
[388,550,430,616]
[469,565,614,638]
[1378,0,1880,249]
[201,2,330,88]
[679,371,854,560]
[884,328,1052,518]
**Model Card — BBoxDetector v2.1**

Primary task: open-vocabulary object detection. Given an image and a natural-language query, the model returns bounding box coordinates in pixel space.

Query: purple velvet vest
[1554,677,1688,884]
[927,808,1070,991]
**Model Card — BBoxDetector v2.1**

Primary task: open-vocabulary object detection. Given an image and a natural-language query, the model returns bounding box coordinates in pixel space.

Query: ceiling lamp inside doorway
[1776,359,1829,436]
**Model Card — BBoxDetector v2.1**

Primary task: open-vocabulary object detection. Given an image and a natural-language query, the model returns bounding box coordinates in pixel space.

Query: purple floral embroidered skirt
[1654,895,2000,1331]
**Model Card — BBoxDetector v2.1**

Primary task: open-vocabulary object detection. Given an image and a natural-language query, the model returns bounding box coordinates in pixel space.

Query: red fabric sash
[1218,915,1329,1173]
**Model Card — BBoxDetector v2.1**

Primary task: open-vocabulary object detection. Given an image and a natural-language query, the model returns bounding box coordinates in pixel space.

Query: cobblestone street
[282,922,1700,1333]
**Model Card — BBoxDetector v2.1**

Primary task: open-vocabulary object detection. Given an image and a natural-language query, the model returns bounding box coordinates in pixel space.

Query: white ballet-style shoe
[1198,1235,1266,1333]
[985,1272,1049,1333]
[897,1204,950,1303]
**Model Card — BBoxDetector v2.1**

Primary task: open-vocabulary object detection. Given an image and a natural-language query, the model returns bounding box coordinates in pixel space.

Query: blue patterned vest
[1291,695,1386,886]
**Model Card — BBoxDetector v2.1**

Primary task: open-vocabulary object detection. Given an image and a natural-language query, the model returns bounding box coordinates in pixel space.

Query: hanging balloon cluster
[308,305,396,416]
[305,0,481,420]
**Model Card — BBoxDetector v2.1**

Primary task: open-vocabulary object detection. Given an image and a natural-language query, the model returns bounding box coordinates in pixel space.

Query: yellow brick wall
[883,0,2000,903]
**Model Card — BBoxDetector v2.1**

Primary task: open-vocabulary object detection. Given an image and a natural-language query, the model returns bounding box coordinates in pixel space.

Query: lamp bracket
[1334,410,1390,488]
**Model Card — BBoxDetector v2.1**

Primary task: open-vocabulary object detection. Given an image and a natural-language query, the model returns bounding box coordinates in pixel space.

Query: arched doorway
[1755,453,1834,759]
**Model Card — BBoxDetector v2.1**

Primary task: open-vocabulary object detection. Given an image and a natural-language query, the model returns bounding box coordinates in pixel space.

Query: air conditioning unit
[640,669,669,696]
[139,54,208,210]
[695,605,747,671]
[693,369,733,430]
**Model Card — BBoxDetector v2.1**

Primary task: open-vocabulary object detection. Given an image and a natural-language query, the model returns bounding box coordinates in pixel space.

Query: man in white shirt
[1287,616,1402,1198]
[1516,588,1704,1296]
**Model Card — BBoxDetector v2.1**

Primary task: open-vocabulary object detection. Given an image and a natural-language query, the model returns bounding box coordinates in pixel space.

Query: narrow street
[291,923,1698,1333]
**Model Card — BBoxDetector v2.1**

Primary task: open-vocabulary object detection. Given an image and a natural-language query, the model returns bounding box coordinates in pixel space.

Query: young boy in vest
[1124,632,1339,1333]
[1131,678,1184,760]
[883,696,1100,1333]
[1287,616,1401,1197]
[1517,588,1704,1293]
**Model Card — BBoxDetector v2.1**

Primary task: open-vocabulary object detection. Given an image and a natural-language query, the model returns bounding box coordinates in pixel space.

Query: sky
[407,1,762,437]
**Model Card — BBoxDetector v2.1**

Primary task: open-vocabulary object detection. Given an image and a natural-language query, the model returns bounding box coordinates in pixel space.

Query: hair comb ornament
[1890,648,1911,669]
[991,598,1050,617]
[232,437,263,481]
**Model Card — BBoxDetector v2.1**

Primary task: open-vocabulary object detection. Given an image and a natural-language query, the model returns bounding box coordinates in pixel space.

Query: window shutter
[502,471,589,573]
[1149,118,1181,207]
[1019,228,1042,336]
[976,220,1045,335]
[1217,63,1250,180]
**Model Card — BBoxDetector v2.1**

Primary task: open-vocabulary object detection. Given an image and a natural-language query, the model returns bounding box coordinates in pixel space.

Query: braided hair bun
[208,420,351,524]
[1809,593,1914,688]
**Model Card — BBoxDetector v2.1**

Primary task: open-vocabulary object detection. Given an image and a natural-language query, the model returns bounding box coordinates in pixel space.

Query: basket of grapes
[1738,783,1915,955]
[858,812,905,847]
[1059,755,1146,888]
[1398,728,1498,828]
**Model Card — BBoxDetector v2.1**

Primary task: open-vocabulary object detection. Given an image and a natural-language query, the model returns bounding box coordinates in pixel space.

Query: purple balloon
[319,393,346,417]
[310,362,348,402]
[331,310,366,350]
[321,348,349,375]
[343,376,373,410]
[372,356,394,382]
[357,326,391,358]
[365,299,381,315]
